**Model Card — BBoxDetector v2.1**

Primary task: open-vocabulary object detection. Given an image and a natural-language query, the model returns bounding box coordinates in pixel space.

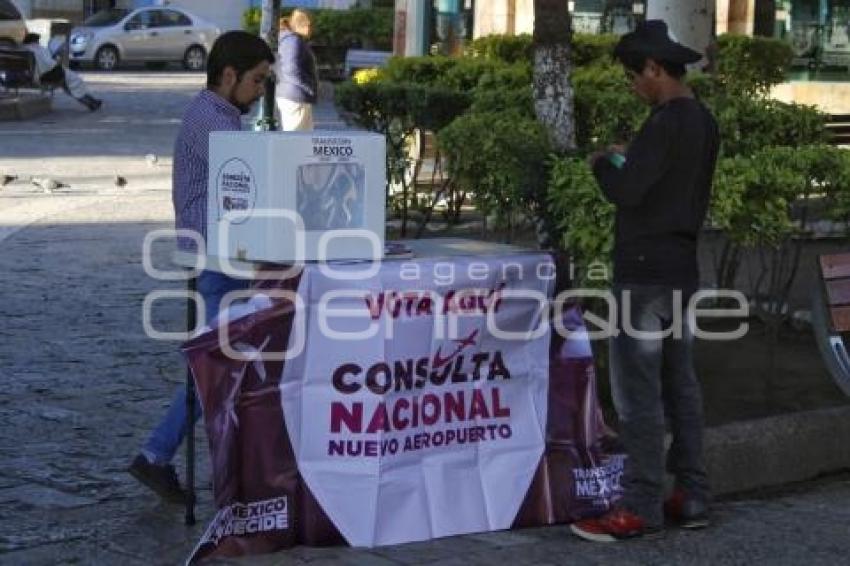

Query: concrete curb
[705,405,850,496]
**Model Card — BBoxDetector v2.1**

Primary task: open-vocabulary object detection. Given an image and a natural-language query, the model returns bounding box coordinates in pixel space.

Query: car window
[126,10,155,30]
[83,8,130,27]
[0,0,23,21]
[158,9,192,27]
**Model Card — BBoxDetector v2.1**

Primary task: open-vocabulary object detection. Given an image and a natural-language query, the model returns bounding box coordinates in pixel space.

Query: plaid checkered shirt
[173,89,242,252]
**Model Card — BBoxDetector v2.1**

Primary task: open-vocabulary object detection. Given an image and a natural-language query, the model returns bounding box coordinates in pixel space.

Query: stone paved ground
[1,72,849,565]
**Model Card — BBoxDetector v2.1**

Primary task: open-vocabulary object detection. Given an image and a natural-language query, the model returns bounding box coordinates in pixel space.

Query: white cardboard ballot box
[207,131,386,263]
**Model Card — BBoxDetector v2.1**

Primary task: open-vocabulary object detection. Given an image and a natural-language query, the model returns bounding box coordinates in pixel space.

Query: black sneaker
[664,488,710,529]
[127,454,189,504]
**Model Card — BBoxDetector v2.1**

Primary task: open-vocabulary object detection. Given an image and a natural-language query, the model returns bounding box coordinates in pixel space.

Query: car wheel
[95,46,119,71]
[183,45,206,71]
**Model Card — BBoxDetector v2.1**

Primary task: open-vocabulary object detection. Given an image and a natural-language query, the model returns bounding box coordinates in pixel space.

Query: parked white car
[69,7,219,71]
[0,0,26,47]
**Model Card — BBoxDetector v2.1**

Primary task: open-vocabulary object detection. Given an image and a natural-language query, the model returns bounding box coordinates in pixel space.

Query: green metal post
[254,0,281,132]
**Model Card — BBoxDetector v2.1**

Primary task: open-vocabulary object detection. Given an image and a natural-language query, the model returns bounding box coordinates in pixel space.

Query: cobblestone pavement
[1,72,849,566]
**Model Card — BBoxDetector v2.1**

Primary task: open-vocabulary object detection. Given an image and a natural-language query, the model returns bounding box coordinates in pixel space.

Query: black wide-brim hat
[614,20,703,64]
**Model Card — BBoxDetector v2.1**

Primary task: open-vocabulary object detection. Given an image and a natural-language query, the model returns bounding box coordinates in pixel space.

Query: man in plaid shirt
[129,31,274,502]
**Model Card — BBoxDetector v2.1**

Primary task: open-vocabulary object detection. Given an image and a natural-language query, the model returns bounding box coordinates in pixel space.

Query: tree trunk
[754,0,777,37]
[533,0,576,155]
[647,0,715,59]
[532,1,574,260]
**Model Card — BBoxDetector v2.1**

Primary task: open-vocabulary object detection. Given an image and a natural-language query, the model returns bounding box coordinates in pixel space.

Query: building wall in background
[472,0,646,39]
[514,0,534,34]
[23,1,133,23]
[717,0,756,34]
[473,0,512,37]
[647,0,714,57]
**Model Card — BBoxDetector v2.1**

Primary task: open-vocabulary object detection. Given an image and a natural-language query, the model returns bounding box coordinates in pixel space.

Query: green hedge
[571,33,618,67]
[465,33,534,64]
[381,56,458,87]
[335,80,470,137]
[572,62,647,152]
[470,64,534,116]
[242,7,393,50]
[339,25,835,271]
[709,96,827,157]
[380,56,514,92]
[715,34,794,97]
[466,33,617,67]
[547,157,614,287]
[549,143,850,289]
[711,145,850,247]
[439,110,552,221]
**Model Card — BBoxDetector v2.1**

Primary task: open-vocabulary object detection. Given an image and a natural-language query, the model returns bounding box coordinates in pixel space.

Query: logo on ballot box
[216,158,257,224]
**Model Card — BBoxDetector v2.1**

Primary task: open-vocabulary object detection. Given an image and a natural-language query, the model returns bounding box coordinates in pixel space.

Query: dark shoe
[79,95,102,112]
[127,454,189,504]
[664,488,710,529]
[571,508,662,542]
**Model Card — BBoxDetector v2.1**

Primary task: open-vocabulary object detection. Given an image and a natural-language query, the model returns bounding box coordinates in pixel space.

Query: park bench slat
[826,116,850,146]
[825,279,850,306]
[820,253,850,279]
[814,253,850,396]
[830,305,850,333]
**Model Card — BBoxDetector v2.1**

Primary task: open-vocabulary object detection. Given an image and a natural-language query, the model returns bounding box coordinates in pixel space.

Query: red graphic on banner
[364,286,505,320]
[432,329,479,368]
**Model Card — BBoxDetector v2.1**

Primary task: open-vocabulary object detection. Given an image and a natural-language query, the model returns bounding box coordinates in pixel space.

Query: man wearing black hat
[571,20,720,542]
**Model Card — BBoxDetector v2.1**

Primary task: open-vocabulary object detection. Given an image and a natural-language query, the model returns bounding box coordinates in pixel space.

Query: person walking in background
[127,31,274,503]
[570,20,720,542]
[22,32,102,111]
[275,9,317,131]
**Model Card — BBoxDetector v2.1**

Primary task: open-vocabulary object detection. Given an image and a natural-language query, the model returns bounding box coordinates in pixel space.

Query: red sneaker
[664,488,710,529]
[570,508,661,542]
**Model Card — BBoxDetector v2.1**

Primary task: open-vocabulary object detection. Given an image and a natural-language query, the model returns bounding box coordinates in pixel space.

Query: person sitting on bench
[22,32,102,112]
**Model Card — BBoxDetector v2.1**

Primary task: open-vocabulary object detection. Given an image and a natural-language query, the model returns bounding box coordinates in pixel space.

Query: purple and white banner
[280,254,553,546]
[184,253,622,563]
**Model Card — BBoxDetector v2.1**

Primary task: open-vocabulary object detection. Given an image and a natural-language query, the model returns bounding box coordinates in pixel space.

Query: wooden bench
[343,49,392,78]
[0,47,36,94]
[0,47,61,96]
[826,114,850,146]
[813,252,850,396]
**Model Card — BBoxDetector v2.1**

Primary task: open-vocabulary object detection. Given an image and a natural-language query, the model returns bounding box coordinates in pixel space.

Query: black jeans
[609,284,709,527]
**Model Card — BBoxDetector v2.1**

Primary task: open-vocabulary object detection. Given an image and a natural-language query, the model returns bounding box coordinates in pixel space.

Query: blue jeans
[142,270,251,465]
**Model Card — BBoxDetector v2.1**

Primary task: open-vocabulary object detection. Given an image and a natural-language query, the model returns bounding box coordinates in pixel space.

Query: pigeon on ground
[115,175,128,188]
[1,174,16,186]
[32,176,62,193]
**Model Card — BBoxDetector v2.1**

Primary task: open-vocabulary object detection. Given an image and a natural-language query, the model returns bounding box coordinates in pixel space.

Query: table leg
[185,275,197,526]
